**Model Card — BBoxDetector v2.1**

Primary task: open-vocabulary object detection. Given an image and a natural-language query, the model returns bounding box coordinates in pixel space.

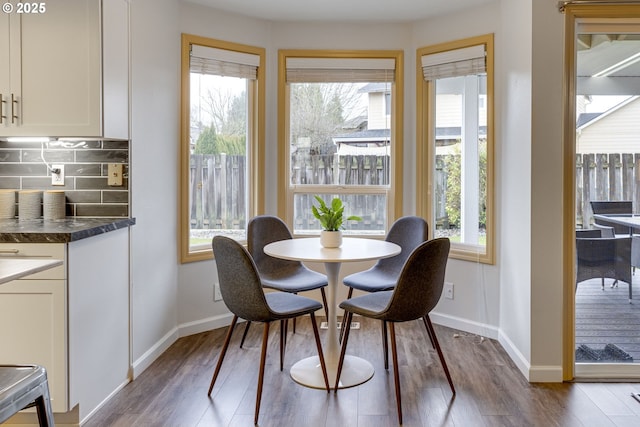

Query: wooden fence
[190,153,391,231]
[190,152,639,231]
[576,153,640,227]
[190,154,246,230]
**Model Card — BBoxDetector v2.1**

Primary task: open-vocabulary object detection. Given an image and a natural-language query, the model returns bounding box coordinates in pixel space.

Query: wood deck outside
[576,274,640,361]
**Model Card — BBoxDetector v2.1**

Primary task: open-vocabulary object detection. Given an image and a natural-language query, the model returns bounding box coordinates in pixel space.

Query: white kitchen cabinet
[0,0,129,139]
[0,227,130,424]
[0,243,67,413]
[68,227,130,422]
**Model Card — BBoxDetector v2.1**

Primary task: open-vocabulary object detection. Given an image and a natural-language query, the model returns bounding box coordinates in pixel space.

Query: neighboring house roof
[358,82,390,93]
[333,128,390,142]
[341,115,368,131]
[577,95,639,131]
[576,112,602,128]
[576,96,640,154]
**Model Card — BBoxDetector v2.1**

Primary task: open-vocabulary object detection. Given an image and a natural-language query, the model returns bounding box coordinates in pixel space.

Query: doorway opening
[565,5,640,379]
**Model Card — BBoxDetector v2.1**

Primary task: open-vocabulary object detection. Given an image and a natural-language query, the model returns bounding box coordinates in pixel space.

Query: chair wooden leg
[208,315,238,396]
[239,320,251,348]
[320,287,329,320]
[339,287,354,343]
[254,322,270,425]
[280,320,286,371]
[425,315,455,395]
[335,311,353,391]
[381,320,389,370]
[283,319,288,348]
[292,293,297,333]
[389,322,403,425]
[310,312,330,392]
[422,315,436,349]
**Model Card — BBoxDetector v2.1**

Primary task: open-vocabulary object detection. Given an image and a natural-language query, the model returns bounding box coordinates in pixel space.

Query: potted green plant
[311,195,361,248]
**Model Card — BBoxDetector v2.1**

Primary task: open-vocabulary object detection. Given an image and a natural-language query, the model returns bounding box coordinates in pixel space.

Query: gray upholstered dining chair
[342,216,429,296]
[208,236,329,426]
[240,215,329,349]
[339,216,429,364]
[335,238,455,425]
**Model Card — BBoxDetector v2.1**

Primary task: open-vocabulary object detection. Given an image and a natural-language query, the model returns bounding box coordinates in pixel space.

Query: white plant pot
[320,230,342,248]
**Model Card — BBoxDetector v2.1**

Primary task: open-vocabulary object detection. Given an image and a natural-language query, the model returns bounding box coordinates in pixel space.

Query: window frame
[416,34,495,264]
[179,34,265,263]
[277,49,404,234]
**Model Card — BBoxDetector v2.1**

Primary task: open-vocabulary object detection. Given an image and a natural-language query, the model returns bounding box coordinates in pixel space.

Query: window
[417,35,494,264]
[278,50,403,235]
[180,34,265,262]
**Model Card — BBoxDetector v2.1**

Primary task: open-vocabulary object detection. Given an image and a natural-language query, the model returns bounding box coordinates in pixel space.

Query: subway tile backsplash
[0,139,129,218]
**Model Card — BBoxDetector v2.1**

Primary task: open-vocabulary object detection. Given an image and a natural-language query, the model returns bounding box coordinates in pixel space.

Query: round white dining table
[264,237,401,389]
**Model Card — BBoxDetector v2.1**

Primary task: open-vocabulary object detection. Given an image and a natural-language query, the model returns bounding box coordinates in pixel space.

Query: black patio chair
[590,200,633,235]
[576,233,632,301]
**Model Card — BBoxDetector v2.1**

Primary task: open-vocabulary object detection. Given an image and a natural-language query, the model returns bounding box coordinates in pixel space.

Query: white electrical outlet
[214,283,222,301]
[444,282,454,299]
[51,165,65,186]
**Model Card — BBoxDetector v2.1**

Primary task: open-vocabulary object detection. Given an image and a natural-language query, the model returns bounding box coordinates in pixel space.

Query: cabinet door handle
[0,249,20,254]
[0,94,5,124]
[11,93,18,124]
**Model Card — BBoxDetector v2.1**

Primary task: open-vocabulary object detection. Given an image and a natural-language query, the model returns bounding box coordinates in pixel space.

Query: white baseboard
[497,329,563,382]
[131,313,236,380]
[131,327,179,378]
[79,379,130,425]
[429,311,562,382]
[429,310,500,340]
[178,312,236,338]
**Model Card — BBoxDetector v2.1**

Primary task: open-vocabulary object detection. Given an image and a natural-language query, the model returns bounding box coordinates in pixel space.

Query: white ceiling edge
[182,0,495,23]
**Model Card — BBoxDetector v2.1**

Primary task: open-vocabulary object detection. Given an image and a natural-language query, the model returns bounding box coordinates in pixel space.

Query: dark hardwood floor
[85,317,640,427]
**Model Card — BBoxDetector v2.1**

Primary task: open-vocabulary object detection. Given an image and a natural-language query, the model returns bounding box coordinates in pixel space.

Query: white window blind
[421,45,486,81]
[286,57,395,83]
[190,45,260,80]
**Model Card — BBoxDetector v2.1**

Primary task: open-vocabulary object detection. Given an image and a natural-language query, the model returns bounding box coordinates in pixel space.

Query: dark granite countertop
[0,217,136,243]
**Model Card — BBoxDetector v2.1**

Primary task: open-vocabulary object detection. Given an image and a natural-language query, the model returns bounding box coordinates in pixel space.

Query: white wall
[176,4,273,336]
[497,0,534,377]
[529,0,564,381]
[173,1,508,359]
[129,0,181,375]
[411,2,503,339]
[127,0,569,384]
[174,5,416,328]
